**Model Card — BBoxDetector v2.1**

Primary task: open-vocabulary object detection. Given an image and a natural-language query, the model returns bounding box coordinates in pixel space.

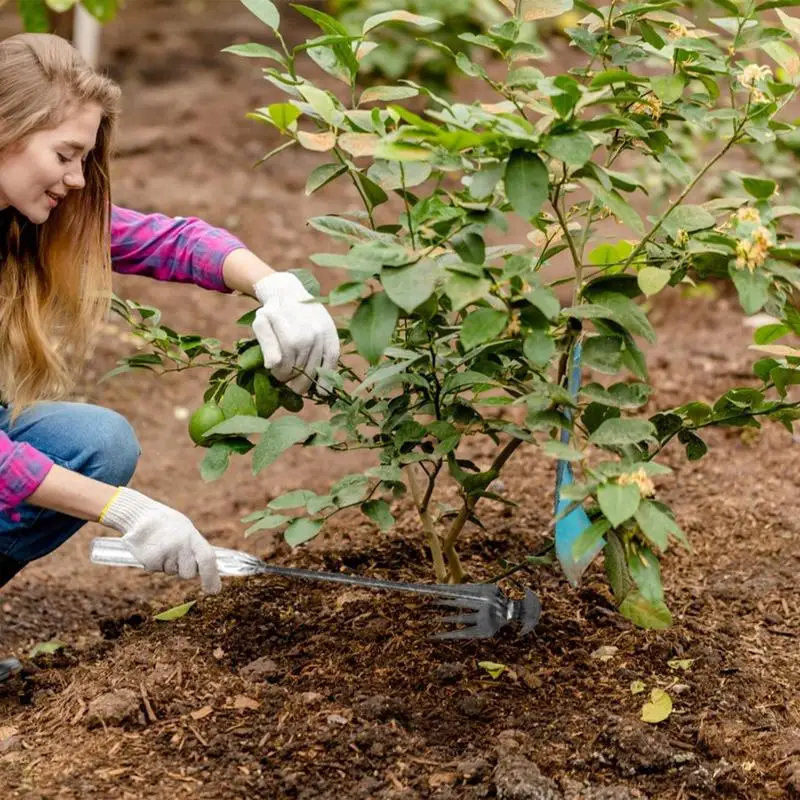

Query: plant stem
[399,162,416,250]
[407,464,448,582]
[621,125,743,270]
[333,148,376,228]
[442,437,523,554]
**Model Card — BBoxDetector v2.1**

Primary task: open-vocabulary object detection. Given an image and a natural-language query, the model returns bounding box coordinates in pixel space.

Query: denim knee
[88,408,141,487]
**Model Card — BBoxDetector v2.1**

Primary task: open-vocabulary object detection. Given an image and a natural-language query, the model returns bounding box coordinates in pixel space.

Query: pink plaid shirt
[0,205,246,512]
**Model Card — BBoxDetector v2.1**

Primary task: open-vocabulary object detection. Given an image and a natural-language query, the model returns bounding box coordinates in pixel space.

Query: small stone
[591,646,619,663]
[326,714,348,726]
[87,689,140,727]
[239,656,280,681]
[458,693,488,718]
[493,754,561,800]
[457,757,491,783]
[301,691,323,706]
[434,662,467,684]
[765,613,783,626]
[355,694,406,722]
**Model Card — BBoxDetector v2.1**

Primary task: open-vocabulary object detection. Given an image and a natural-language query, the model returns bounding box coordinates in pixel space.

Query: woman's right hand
[99,487,221,594]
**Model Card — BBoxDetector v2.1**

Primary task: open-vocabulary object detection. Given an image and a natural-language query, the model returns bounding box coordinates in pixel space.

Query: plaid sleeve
[0,432,54,512]
[110,205,247,293]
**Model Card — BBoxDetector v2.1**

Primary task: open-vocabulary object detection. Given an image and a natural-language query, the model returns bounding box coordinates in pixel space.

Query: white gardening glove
[252,272,340,395]
[99,487,221,594]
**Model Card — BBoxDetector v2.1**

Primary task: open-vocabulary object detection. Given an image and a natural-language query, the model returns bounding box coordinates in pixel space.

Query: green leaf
[252,417,311,473]
[650,74,684,104]
[359,86,419,104]
[581,178,644,234]
[461,309,509,351]
[382,260,438,314]
[362,10,441,34]
[583,335,623,374]
[351,292,399,364]
[505,150,549,220]
[284,518,323,547]
[621,591,672,629]
[635,500,683,551]
[627,544,664,604]
[662,205,716,237]
[297,85,338,125]
[590,292,656,343]
[241,0,279,30]
[542,440,584,461]
[589,68,642,88]
[154,601,196,622]
[478,660,507,679]
[267,102,301,131]
[588,240,634,267]
[305,164,347,196]
[637,267,671,297]
[19,0,50,31]
[742,176,777,199]
[361,499,394,531]
[245,513,291,535]
[269,489,317,510]
[200,442,232,482]
[308,215,390,243]
[445,273,491,311]
[730,266,769,315]
[205,415,271,437]
[28,639,66,658]
[518,0,574,19]
[542,132,594,167]
[523,329,556,367]
[598,483,641,526]
[571,518,611,561]
[221,43,285,63]
[331,474,371,506]
[754,323,790,345]
[589,417,656,446]
[640,687,673,722]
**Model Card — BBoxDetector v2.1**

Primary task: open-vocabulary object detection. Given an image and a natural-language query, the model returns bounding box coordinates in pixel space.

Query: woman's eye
[57,153,70,165]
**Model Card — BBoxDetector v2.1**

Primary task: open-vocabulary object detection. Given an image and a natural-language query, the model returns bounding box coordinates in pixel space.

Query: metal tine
[430,625,493,641]
[434,596,491,611]
[436,612,481,627]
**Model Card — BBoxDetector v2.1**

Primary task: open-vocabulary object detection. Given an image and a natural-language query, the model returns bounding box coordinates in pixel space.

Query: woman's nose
[64,169,86,190]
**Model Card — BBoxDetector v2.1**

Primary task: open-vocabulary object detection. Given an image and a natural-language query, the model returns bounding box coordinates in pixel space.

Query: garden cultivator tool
[90,537,541,640]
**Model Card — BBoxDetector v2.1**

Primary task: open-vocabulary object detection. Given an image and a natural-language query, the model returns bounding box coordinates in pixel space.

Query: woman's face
[0,102,102,224]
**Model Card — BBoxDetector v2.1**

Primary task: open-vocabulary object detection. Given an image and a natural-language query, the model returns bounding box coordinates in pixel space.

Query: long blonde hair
[0,33,121,418]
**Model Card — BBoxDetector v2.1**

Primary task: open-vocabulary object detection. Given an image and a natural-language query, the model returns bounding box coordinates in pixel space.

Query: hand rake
[90,537,541,641]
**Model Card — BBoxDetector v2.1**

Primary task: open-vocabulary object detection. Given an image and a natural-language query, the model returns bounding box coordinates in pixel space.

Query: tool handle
[90,537,494,602]
[90,537,255,577]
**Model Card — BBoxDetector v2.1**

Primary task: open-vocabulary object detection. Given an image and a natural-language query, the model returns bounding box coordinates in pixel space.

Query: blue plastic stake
[554,342,605,586]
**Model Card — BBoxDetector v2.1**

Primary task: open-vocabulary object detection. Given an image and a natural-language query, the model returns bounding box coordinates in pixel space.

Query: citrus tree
[110,0,800,630]
[9,0,118,31]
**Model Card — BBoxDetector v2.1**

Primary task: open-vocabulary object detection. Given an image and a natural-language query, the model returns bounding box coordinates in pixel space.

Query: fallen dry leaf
[0,726,18,742]
[190,706,213,721]
[233,695,260,711]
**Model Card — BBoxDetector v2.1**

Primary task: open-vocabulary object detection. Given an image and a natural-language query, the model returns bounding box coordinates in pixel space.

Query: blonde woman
[0,34,339,611]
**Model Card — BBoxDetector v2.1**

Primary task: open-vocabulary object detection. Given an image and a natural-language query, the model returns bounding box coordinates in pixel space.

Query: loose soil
[2,3,800,798]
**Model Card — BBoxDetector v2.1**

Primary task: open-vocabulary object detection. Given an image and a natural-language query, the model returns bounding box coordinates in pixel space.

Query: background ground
[1,1,800,798]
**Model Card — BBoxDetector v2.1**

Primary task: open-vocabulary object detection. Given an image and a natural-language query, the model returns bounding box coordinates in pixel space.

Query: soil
[2,2,800,799]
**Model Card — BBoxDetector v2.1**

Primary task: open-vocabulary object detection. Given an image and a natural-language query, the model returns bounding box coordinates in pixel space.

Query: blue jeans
[0,402,141,581]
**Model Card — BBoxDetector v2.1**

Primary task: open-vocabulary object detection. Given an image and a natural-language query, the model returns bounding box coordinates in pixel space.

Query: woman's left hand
[251,272,340,395]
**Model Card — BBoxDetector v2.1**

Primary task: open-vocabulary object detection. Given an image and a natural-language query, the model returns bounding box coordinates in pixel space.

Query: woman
[0,34,340,600]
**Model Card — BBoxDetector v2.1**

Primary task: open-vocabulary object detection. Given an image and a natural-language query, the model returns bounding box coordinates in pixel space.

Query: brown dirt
[2,2,800,798]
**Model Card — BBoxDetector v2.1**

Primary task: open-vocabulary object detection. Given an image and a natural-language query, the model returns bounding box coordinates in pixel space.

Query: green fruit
[237,344,264,372]
[188,402,226,446]
[279,387,304,412]
[254,372,281,419]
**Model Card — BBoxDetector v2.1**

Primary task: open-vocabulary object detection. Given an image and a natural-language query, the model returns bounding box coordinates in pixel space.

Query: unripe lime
[237,344,264,372]
[188,402,226,446]
[279,387,304,412]
[254,371,281,419]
